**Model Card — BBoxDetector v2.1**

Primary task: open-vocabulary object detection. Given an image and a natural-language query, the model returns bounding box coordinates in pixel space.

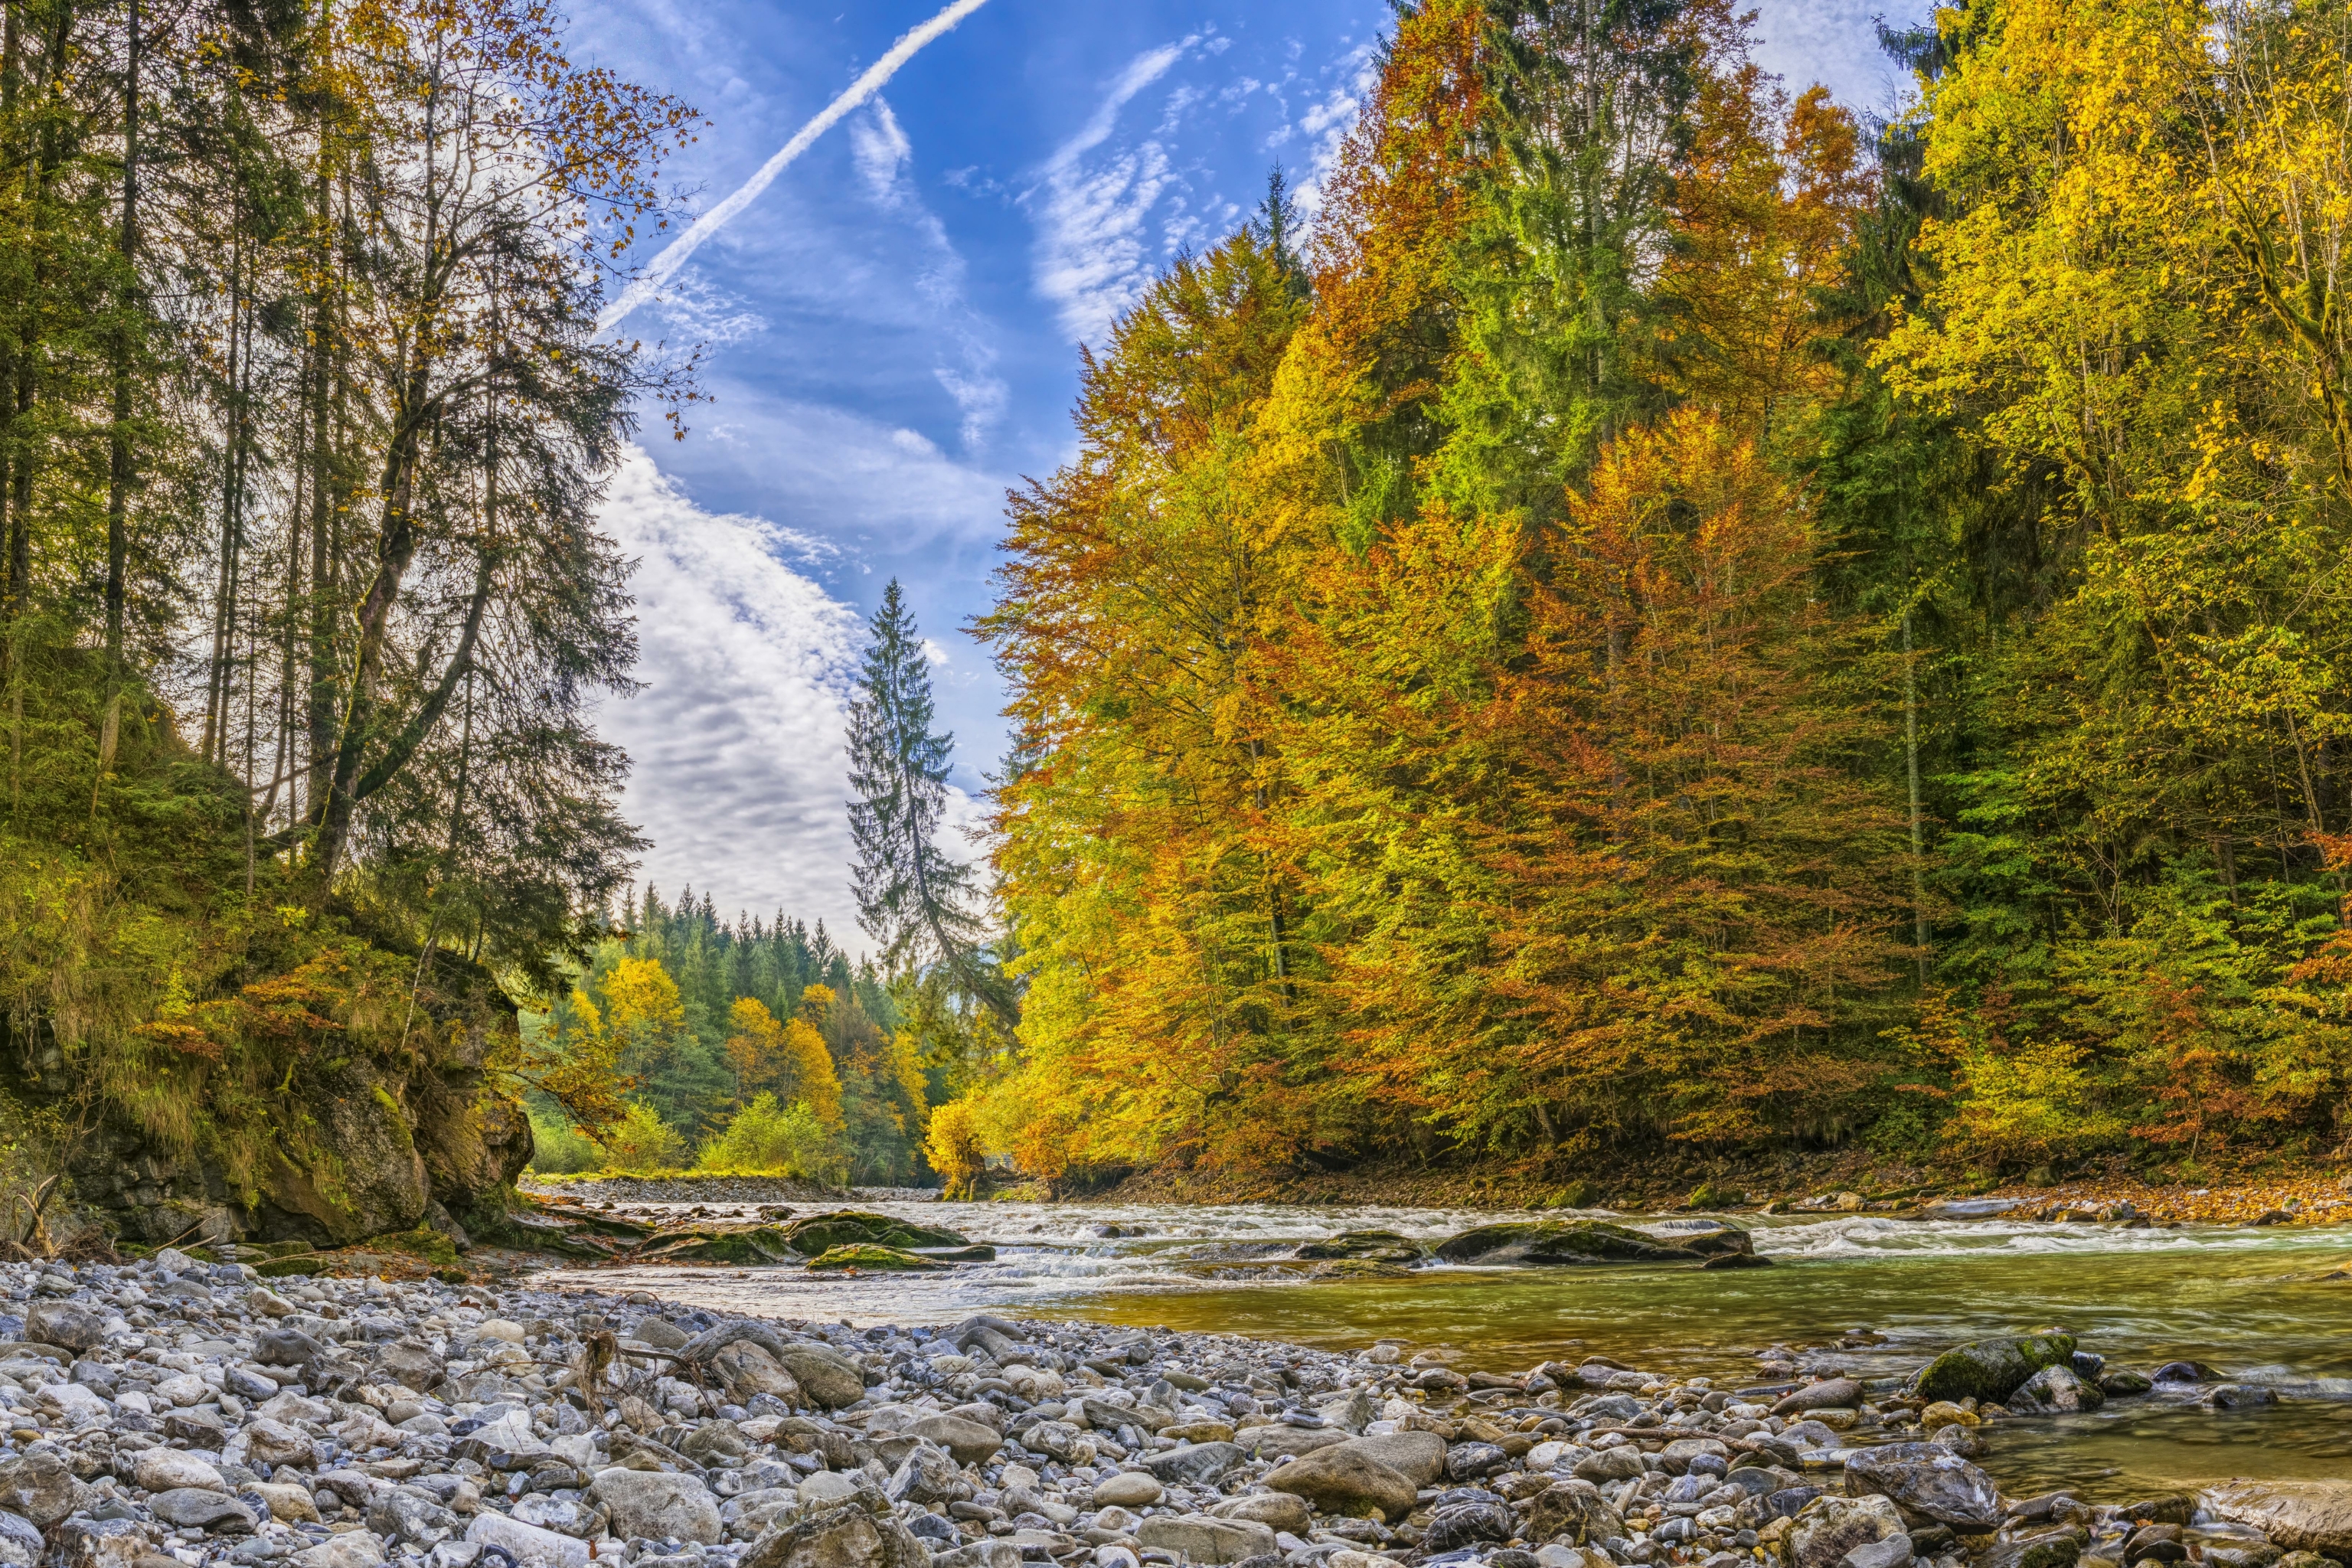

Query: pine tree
[846,580,1008,1020]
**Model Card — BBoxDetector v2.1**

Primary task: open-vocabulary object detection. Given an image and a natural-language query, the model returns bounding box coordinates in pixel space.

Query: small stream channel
[541,1197,2352,1501]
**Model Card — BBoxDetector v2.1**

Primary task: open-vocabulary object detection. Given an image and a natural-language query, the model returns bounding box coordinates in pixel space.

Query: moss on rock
[805,1243,947,1271]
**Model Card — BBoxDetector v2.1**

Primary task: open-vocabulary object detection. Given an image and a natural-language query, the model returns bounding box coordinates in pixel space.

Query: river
[539,1196,2352,1501]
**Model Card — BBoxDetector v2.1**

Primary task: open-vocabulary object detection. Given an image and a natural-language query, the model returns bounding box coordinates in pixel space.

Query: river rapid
[540,1197,2352,1501]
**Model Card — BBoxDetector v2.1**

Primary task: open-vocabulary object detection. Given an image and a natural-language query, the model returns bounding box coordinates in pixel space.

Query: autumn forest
[6,0,2352,1239]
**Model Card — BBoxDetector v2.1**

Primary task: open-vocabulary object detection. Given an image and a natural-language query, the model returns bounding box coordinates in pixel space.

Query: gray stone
[1575,1447,1648,1484]
[740,1501,930,1568]
[593,1469,724,1545]
[368,1488,459,1546]
[1207,1494,1311,1536]
[45,1517,152,1568]
[24,1301,108,1353]
[136,1448,227,1492]
[2008,1365,2103,1415]
[2203,1482,2352,1556]
[1774,1380,1864,1416]
[1092,1473,1164,1509]
[464,1513,586,1568]
[1134,1514,1276,1565]
[1333,1431,1447,1486]
[910,1415,1001,1466]
[151,1488,260,1534]
[0,1511,40,1568]
[774,1344,867,1409]
[1843,1444,2003,1529]
[0,1452,75,1528]
[1789,1494,1907,1568]
[1136,1442,1246,1485]
[884,1446,969,1508]
[1842,1539,1914,1568]
[256,1328,329,1367]
[1423,1502,1514,1552]
[1266,1444,1419,1522]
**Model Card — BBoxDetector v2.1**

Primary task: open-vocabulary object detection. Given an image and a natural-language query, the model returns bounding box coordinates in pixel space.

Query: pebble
[0,1253,2324,1568]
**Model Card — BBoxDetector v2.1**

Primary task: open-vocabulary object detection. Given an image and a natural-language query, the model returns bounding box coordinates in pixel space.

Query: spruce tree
[846,580,1011,1020]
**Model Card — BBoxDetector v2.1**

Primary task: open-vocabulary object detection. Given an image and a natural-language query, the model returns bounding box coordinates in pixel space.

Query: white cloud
[648,266,769,345]
[920,637,950,666]
[594,447,867,936]
[1027,40,1197,344]
[850,98,914,205]
[1274,41,1379,216]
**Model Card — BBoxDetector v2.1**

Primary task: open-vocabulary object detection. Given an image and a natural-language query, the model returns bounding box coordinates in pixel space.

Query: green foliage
[524,1106,600,1175]
[694,1093,843,1181]
[593,1102,688,1173]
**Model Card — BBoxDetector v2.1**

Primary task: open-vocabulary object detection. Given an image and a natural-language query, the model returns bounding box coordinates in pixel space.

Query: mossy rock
[1913,1333,2078,1405]
[636,1225,797,1265]
[367,1227,464,1268]
[781,1210,969,1255]
[805,1243,947,1271]
[1644,1220,1753,1257]
[1687,1181,1746,1210]
[911,1245,997,1263]
[230,1240,325,1261]
[1550,1180,1603,1209]
[433,1268,470,1285]
[1436,1220,1702,1266]
[256,1254,328,1278]
[1293,1230,1426,1264]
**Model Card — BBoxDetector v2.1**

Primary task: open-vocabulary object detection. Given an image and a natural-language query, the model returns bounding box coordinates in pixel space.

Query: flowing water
[541,1197,2352,1501]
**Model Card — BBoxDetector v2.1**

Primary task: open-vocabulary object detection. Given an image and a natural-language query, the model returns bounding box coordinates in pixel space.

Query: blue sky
[571,0,1932,944]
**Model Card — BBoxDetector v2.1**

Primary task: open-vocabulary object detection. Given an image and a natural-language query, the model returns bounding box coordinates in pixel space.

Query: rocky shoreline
[0,1246,2342,1568]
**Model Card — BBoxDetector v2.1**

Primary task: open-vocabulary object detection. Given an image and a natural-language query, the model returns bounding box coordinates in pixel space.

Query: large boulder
[740,1502,931,1568]
[1788,1494,1907,1568]
[1264,1446,1419,1521]
[1520,1482,1627,1546]
[775,1343,868,1409]
[2203,1482,2352,1556]
[1134,1515,1276,1566]
[1333,1430,1447,1485]
[0,1452,76,1529]
[1842,1444,2003,1530]
[1435,1220,1704,1266]
[591,1470,723,1546]
[910,1415,1001,1466]
[780,1211,969,1256]
[714,1341,804,1405]
[23,1302,107,1354]
[1136,1442,1246,1486]
[1913,1334,2077,1406]
[257,1057,432,1244]
[1292,1230,1426,1263]
[2008,1365,2103,1415]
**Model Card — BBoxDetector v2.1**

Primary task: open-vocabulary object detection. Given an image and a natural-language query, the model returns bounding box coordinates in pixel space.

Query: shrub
[596,1101,688,1172]
[525,1111,600,1175]
[694,1094,842,1181]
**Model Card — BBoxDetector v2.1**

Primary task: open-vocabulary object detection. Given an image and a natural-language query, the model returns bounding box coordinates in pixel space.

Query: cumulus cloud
[593,447,868,935]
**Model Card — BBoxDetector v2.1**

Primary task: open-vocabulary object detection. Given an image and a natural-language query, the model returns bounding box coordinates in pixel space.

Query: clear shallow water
[541,1197,2352,1498]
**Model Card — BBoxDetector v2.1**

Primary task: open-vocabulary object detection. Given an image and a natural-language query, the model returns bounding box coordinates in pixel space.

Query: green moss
[780,1210,969,1255]
[804,1243,946,1271]
[368,1227,462,1267]
[635,1224,797,1265]
[256,1254,327,1278]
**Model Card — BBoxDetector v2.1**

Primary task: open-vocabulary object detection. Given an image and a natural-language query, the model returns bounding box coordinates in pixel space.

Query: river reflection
[539,1195,2352,1498]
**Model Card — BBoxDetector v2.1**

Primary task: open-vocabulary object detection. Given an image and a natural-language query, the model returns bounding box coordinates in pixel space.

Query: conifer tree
[846,580,1009,1021]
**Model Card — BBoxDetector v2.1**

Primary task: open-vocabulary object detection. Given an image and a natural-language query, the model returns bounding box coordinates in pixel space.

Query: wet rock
[1574,1447,1648,1484]
[805,1245,946,1272]
[1434,1221,1704,1266]
[740,1501,931,1568]
[592,1468,724,1544]
[1520,1482,1625,1546]
[2009,1365,2105,1414]
[1842,1443,2004,1529]
[1266,1445,1419,1521]
[1425,1501,1516,1551]
[779,1211,969,1256]
[1135,1515,1276,1565]
[2151,1362,2220,1385]
[2203,1384,2279,1410]
[2099,1370,2155,1397]
[1292,1230,1426,1263]
[1978,1533,2085,1568]
[1775,1379,1864,1416]
[1913,1334,2078,1405]
[2202,1481,2352,1555]
[1449,1441,1511,1478]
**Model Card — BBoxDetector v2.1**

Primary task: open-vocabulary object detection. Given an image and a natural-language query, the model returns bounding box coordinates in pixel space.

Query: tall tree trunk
[102,0,137,666]
[1903,610,1928,982]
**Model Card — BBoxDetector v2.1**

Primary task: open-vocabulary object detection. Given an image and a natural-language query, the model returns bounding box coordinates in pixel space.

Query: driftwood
[675,1318,799,1367]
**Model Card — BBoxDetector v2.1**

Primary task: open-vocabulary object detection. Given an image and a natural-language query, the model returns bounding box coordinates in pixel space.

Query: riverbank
[8,1250,2348,1568]
[1092,1156,2352,1230]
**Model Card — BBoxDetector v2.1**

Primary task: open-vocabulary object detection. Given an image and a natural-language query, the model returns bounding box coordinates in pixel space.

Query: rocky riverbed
[0,1250,2345,1568]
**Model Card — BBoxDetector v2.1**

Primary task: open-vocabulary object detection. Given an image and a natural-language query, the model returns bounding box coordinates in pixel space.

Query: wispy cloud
[1027,39,1199,344]
[649,266,769,345]
[593,448,867,936]
[1265,39,1380,215]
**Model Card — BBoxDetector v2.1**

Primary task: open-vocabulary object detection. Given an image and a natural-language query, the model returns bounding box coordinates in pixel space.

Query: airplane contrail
[599,0,995,336]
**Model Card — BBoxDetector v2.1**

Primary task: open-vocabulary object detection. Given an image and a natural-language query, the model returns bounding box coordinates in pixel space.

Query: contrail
[599,0,994,336]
